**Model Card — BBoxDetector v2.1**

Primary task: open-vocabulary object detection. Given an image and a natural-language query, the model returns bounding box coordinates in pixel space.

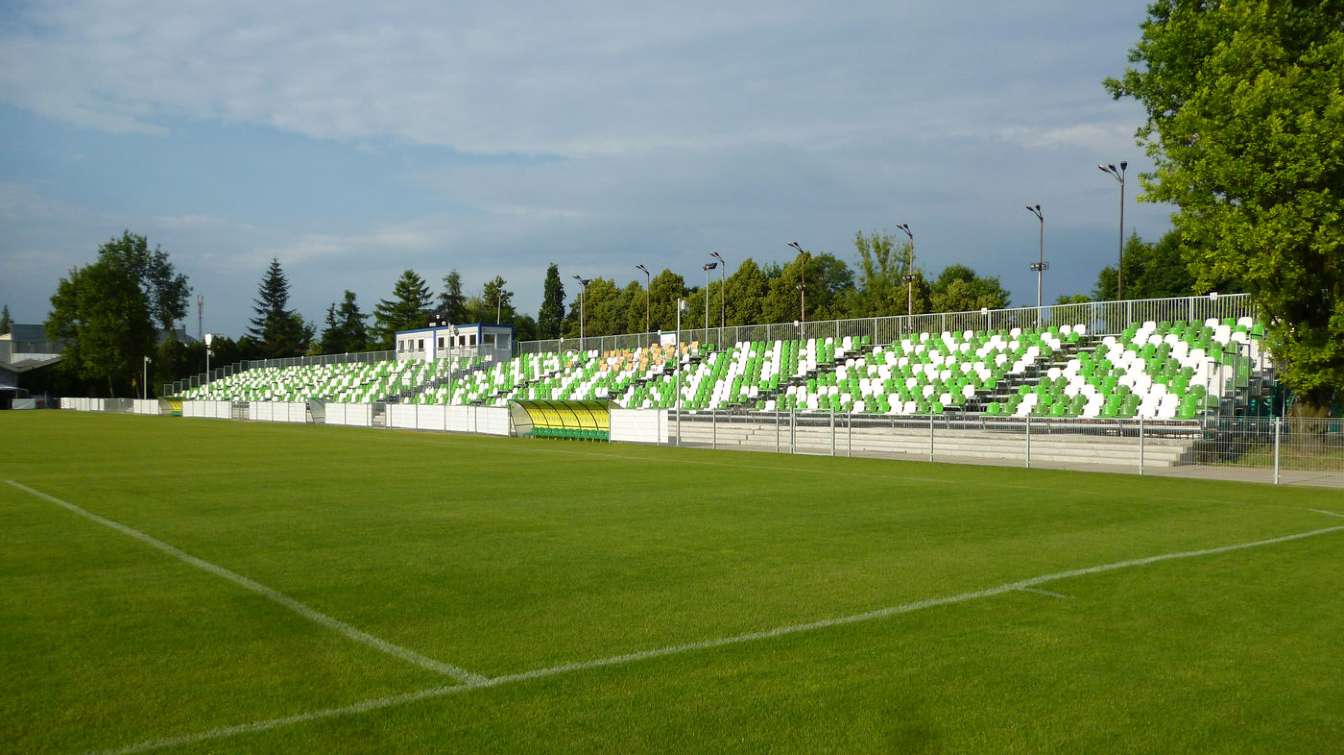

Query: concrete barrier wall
[182,400,231,419]
[611,409,668,444]
[385,404,510,435]
[248,402,307,423]
[131,399,160,415]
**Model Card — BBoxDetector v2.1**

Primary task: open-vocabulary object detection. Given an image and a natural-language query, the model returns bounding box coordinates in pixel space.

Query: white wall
[610,409,668,444]
[182,400,230,419]
[385,404,511,435]
[248,401,307,423]
[131,399,160,415]
[325,403,373,427]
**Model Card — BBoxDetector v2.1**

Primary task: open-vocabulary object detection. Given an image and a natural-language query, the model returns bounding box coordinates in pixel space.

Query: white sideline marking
[100,523,1344,755]
[1018,586,1069,599]
[4,480,485,686]
[1310,509,1344,519]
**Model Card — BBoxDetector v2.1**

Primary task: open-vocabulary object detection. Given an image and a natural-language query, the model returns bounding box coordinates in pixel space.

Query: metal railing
[516,293,1253,354]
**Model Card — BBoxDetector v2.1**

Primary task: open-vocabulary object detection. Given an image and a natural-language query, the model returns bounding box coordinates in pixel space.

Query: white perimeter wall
[182,400,231,419]
[610,409,669,444]
[324,403,373,427]
[248,402,307,423]
[131,399,160,415]
[385,404,511,436]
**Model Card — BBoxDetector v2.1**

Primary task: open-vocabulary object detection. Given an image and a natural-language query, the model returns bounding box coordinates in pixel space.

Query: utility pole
[702,262,718,347]
[572,276,590,346]
[1026,204,1047,308]
[710,251,726,331]
[1098,162,1128,299]
[787,241,809,325]
[196,294,204,342]
[635,264,651,334]
[897,224,915,317]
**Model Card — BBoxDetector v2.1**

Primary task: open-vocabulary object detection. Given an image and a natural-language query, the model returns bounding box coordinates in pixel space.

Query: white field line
[1017,586,1069,599]
[101,523,1344,755]
[4,480,486,686]
[1310,509,1344,519]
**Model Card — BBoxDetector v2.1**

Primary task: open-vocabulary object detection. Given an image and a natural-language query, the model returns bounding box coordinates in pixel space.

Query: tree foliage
[1107,0,1344,406]
[476,276,514,324]
[374,269,433,347]
[928,264,1010,313]
[247,258,310,358]
[319,290,371,354]
[47,248,156,396]
[537,264,566,338]
[437,271,467,323]
[0,304,10,336]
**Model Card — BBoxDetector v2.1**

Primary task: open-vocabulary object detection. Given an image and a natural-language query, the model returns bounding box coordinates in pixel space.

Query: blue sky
[0,0,1168,337]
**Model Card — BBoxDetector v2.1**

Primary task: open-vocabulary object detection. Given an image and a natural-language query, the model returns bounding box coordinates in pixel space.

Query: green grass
[2,411,1342,753]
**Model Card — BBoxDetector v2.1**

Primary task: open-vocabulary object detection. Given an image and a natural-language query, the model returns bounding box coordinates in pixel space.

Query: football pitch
[3,412,1343,753]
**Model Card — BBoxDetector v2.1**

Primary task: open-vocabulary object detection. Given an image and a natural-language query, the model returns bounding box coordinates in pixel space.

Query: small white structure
[394,317,513,364]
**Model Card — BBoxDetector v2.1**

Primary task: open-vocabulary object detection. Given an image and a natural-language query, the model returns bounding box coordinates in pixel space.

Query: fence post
[847,411,853,457]
[1273,417,1281,485]
[1025,415,1031,468]
[830,409,836,456]
[712,409,717,450]
[1138,416,1145,475]
[775,409,781,454]
[790,406,796,454]
[928,413,935,462]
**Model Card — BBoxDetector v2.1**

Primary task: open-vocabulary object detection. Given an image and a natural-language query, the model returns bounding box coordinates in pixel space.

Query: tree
[1055,294,1092,305]
[853,230,916,317]
[319,290,370,354]
[374,270,433,347]
[564,277,622,337]
[648,269,687,331]
[724,258,770,326]
[761,249,857,323]
[46,255,155,397]
[438,271,467,323]
[0,304,10,335]
[928,264,1010,313]
[537,264,566,338]
[1107,1,1344,408]
[95,231,192,333]
[478,276,514,324]
[247,258,309,358]
[1092,230,1203,301]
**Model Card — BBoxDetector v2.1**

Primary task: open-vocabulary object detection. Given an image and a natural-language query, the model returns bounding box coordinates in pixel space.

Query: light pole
[896,224,915,317]
[572,276,590,347]
[1026,204,1047,309]
[675,298,686,445]
[787,241,809,326]
[1098,161,1128,299]
[710,251,726,331]
[702,262,718,347]
[495,290,504,324]
[143,355,151,400]
[204,332,213,390]
[635,264,651,334]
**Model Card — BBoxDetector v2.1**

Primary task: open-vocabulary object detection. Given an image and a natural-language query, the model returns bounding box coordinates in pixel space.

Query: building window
[417,339,424,351]
[483,333,495,347]
[397,340,403,353]
[438,337,445,349]
[469,334,477,347]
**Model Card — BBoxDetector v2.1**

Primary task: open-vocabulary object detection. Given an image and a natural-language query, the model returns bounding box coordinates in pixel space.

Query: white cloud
[997,122,1138,152]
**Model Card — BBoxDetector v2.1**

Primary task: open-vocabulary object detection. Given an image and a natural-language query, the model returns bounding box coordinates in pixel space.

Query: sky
[0,0,1169,338]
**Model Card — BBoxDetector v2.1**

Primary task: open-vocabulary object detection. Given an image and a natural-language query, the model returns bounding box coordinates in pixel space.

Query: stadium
[4,2,1344,754]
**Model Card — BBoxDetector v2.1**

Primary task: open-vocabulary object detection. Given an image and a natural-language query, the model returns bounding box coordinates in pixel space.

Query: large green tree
[647,269,687,331]
[724,258,770,326]
[247,259,310,358]
[374,270,433,347]
[928,264,1010,313]
[47,254,156,397]
[854,230,918,316]
[438,271,467,323]
[537,264,566,338]
[1107,0,1344,408]
[477,276,515,324]
[319,290,371,354]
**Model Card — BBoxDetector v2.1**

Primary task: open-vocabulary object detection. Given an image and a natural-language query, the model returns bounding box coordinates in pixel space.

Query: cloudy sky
[0,0,1166,337]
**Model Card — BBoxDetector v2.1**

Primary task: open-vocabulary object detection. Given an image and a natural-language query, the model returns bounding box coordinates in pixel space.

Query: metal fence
[666,409,1343,488]
[517,293,1254,354]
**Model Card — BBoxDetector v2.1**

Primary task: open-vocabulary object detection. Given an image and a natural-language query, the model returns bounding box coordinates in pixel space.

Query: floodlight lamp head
[710,251,723,261]
[635,264,648,273]
[703,262,717,271]
[1120,161,1128,171]
[204,332,213,347]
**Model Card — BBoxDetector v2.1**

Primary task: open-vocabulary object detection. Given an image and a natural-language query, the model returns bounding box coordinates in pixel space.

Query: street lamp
[635,264,651,334]
[709,251,726,331]
[702,262,718,347]
[143,355,152,400]
[787,241,808,325]
[1098,161,1128,299]
[572,276,591,347]
[495,290,504,324]
[1025,204,1047,309]
[896,224,915,317]
[675,298,687,445]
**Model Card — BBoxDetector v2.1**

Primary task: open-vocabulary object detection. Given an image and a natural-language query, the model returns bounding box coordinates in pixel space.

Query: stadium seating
[180,315,1271,423]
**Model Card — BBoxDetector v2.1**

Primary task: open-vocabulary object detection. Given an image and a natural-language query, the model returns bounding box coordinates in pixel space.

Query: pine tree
[479,276,514,323]
[375,270,433,347]
[247,258,309,358]
[320,290,370,353]
[437,271,467,323]
[0,304,10,335]
[537,263,566,338]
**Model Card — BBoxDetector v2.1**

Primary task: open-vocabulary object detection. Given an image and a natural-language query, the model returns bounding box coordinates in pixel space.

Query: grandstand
[177,304,1273,425]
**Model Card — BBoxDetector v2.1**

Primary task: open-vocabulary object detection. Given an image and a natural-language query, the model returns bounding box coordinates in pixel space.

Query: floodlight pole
[1099,162,1128,299]
[1026,205,1047,309]
[572,276,590,348]
[788,241,808,326]
[702,262,717,347]
[204,332,213,389]
[143,355,151,400]
[635,264,651,335]
[675,298,686,446]
[897,224,915,317]
[710,251,726,331]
